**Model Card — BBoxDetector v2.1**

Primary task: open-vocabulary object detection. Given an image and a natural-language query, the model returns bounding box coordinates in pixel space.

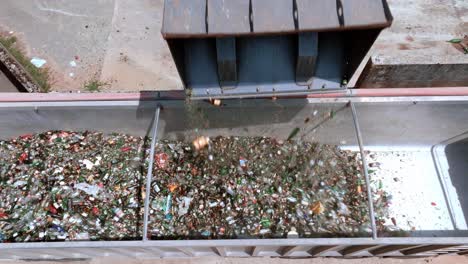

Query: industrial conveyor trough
[0,94,468,259]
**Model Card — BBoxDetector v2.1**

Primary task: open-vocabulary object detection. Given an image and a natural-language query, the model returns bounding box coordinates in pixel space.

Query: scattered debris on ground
[447,36,468,54]
[84,78,108,92]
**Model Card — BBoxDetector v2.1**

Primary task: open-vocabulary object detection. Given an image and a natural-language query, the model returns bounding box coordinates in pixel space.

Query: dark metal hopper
[162,0,393,98]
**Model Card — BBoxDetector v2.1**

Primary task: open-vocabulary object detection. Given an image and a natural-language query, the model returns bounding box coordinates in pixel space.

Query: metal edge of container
[0,87,468,103]
[432,132,468,231]
[1,238,468,258]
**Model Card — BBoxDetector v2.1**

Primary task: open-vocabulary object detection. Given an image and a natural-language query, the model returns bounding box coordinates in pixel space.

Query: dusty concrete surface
[0,0,181,92]
[359,0,468,88]
[99,0,182,92]
[0,0,116,91]
[1,256,468,264]
[0,0,466,91]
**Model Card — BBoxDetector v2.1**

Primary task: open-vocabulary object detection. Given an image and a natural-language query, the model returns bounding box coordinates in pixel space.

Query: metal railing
[2,238,468,259]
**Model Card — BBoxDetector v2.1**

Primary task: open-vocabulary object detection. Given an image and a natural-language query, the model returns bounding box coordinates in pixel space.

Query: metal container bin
[1,96,468,259]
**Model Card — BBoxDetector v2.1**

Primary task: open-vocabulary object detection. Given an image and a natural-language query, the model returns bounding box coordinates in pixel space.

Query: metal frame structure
[162,0,392,98]
[351,102,377,239]
[432,132,468,231]
[1,94,468,259]
[2,238,468,259]
[143,107,161,241]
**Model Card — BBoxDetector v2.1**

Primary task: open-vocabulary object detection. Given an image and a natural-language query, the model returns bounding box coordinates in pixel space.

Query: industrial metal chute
[1,97,468,258]
[162,0,393,98]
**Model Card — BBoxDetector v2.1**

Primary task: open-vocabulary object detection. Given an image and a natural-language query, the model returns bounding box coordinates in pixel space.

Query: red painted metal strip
[0,87,467,103]
[0,91,185,102]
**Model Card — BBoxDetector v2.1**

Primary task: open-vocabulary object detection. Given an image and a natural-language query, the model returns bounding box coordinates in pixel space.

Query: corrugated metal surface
[162,0,393,37]
[2,239,468,259]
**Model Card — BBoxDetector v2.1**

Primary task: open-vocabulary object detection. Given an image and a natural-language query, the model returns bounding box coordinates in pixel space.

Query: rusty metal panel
[296,0,340,30]
[251,0,295,33]
[162,0,206,37]
[342,0,388,27]
[208,0,250,34]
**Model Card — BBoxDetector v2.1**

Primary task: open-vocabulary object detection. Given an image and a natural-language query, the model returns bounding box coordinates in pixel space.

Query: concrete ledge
[358,63,468,88]
[357,0,468,88]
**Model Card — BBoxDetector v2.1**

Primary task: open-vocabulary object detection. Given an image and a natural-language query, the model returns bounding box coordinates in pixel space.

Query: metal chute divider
[162,0,392,98]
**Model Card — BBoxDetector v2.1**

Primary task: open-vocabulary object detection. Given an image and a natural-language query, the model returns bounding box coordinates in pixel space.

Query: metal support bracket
[296,32,319,85]
[216,37,238,89]
[351,102,377,239]
[142,106,161,241]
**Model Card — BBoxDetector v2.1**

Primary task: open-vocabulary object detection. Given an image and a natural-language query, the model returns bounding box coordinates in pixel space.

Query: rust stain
[398,43,411,50]
[405,36,414,42]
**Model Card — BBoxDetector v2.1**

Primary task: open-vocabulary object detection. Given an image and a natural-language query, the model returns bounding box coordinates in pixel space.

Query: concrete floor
[0,0,181,92]
[0,0,466,92]
[359,0,468,88]
[372,0,468,65]
[0,256,468,264]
